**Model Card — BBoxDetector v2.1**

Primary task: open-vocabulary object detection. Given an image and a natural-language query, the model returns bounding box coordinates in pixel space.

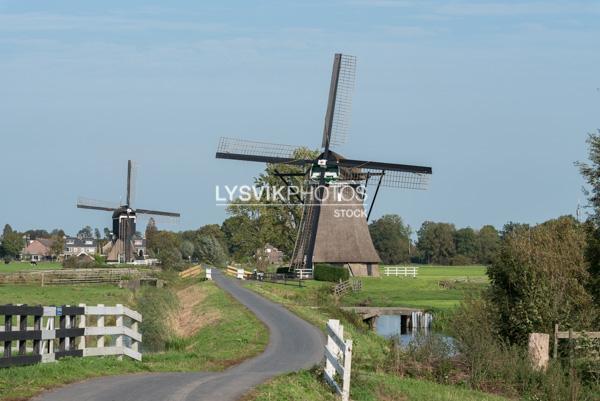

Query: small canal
[374,313,456,354]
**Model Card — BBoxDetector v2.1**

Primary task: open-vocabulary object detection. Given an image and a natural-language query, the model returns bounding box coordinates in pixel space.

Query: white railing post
[324,320,338,381]
[206,268,212,280]
[324,319,352,401]
[64,307,71,350]
[78,304,86,350]
[131,319,139,353]
[97,304,104,349]
[115,304,124,360]
[342,338,352,401]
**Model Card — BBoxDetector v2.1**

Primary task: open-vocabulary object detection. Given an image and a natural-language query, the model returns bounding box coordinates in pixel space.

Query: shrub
[488,216,597,345]
[276,266,291,274]
[62,255,97,269]
[313,263,349,282]
[450,254,473,266]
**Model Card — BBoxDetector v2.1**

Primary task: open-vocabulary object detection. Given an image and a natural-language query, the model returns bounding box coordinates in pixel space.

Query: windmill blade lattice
[216,137,313,165]
[356,169,430,190]
[322,54,356,149]
[77,197,120,211]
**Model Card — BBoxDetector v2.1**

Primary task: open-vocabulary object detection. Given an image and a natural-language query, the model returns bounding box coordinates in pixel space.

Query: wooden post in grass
[528,333,549,371]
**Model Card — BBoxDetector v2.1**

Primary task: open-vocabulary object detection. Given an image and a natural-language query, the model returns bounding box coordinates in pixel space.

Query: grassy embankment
[0,278,268,400]
[243,270,508,401]
[0,262,63,273]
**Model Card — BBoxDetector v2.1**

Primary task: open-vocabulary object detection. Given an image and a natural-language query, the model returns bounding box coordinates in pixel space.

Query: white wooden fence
[82,304,142,361]
[295,269,313,280]
[0,303,142,368]
[383,266,419,278]
[324,319,352,401]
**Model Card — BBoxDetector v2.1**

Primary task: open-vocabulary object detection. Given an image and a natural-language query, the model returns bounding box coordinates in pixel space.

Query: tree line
[368,215,501,266]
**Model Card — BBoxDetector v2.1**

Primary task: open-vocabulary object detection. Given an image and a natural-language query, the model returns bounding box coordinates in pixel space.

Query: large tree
[416,221,456,264]
[1,224,24,259]
[369,214,411,264]
[453,227,478,262]
[576,131,600,306]
[476,225,500,265]
[50,234,65,259]
[223,147,318,261]
[77,225,93,239]
[487,216,596,344]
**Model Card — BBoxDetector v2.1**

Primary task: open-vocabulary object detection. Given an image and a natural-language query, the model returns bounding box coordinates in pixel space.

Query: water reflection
[375,314,455,354]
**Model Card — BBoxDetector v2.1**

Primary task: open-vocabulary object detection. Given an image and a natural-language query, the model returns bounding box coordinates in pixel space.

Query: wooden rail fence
[0,268,154,285]
[226,265,252,280]
[332,279,362,297]
[324,319,352,401]
[0,303,142,368]
[383,266,419,278]
[553,324,600,358]
[178,265,203,279]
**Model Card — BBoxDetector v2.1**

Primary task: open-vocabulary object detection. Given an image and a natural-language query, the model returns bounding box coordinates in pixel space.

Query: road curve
[33,270,325,401]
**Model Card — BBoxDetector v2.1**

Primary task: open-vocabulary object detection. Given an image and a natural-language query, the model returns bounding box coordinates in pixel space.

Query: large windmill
[77,160,180,263]
[216,54,432,276]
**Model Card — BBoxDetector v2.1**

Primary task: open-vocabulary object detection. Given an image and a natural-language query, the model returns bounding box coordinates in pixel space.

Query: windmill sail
[216,137,313,166]
[76,197,120,212]
[322,54,356,149]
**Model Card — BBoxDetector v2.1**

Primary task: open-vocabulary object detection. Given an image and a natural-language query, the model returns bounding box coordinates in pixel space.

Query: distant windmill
[77,160,180,263]
[216,54,432,276]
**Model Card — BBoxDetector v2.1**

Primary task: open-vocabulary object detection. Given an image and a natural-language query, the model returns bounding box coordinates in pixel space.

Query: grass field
[0,261,63,273]
[342,265,488,311]
[0,283,133,305]
[243,279,508,401]
[0,280,268,400]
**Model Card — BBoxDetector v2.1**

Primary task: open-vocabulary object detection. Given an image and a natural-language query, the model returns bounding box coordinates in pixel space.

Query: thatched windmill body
[77,161,180,263]
[216,54,432,276]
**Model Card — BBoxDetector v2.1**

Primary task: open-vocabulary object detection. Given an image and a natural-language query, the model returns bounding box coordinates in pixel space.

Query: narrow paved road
[34,270,325,401]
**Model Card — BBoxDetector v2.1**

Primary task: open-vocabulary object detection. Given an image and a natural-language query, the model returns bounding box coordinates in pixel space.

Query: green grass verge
[243,279,509,401]
[0,281,268,400]
[249,370,509,401]
[342,265,488,311]
[0,261,62,273]
[0,284,133,306]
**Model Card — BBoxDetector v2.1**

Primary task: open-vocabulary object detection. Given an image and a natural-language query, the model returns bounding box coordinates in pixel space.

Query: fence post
[115,304,123,360]
[342,339,352,401]
[528,333,549,371]
[78,304,86,351]
[324,320,338,381]
[33,312,41,355]
[206,268,212,280]
[18,309,27,355]
[97,304,104,349]
[131,319,139,353]
[553,323,558,359]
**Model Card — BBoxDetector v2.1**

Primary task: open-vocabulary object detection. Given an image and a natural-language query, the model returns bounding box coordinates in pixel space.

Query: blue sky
[1,0,599,235]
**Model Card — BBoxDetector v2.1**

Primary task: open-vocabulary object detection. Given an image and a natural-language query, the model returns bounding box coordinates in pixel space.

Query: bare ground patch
[172,284,221,338]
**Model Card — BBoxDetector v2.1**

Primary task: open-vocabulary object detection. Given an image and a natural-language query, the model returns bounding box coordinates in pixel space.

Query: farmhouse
[63,237,97,257]
[256,243,284,264]
[21,238,54,262]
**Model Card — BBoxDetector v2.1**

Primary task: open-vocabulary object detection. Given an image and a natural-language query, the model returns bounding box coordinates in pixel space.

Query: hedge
[314,263,349,282]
